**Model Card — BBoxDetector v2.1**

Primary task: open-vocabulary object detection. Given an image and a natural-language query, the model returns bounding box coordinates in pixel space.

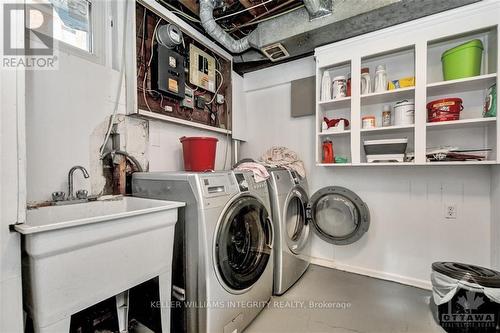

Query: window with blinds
[50,0,92,52]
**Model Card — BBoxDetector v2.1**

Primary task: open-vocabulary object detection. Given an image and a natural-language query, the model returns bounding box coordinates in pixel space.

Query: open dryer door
[306,186,370,245]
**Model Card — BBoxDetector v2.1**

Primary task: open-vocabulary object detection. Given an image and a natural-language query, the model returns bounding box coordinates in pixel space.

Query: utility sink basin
[15,196,185,332]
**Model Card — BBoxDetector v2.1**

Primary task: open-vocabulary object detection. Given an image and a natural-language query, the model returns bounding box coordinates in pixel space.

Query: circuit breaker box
[189,44,216,92]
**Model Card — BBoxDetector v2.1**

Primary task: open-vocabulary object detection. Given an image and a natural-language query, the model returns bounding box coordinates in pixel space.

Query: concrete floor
[245,265,444,333]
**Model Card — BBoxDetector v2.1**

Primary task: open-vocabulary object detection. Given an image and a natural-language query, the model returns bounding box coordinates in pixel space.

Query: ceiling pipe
[303,0,333,20]
[199,0,255,54]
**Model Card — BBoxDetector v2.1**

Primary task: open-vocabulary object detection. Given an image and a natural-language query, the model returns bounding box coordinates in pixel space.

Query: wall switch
[445,203,457,219]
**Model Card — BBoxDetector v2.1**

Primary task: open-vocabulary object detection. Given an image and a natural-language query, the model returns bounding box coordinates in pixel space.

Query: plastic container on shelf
[363,138,408,155]
[441,39,484,80]
[427,98,463,122]
[484,84,497,118]
[179,136,218,171]
[393,100,415,125]
[362,116,376,129]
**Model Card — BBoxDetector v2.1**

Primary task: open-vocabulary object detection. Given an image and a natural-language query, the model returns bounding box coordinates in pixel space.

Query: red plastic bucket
[179,136,218,171]
[427,98,463,122]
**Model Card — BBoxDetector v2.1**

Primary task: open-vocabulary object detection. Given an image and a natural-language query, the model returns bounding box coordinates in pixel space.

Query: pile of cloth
[233,146,306,182]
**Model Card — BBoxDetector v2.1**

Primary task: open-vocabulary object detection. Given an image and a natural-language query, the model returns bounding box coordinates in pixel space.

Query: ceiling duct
[233,0,481,72]
[192,0,482,73]
[198,0,255,54]
[303,0,332,20]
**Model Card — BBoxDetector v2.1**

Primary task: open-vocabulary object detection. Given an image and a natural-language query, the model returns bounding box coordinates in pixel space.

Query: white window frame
[47,0,107,65]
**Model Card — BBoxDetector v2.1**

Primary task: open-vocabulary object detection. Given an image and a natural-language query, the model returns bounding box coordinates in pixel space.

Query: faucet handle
[52,191,66,202]
[76,189,88,200]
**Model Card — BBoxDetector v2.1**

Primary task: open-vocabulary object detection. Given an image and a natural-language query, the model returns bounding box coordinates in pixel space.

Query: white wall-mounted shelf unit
[314,1,500,167]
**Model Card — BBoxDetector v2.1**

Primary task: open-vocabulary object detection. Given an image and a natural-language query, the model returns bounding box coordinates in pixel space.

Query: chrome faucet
[68,166,90,200]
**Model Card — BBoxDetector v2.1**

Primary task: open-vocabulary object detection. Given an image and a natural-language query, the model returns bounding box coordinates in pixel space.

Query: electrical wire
[223,99,230,170]
[139,9,146,60]
[138,87,164,109]
[143,18,162,112]
[185,82,198,92]
[99,0,129,157]
[207,69,223,104]
[137,9,147,77]
[215,0,274,21]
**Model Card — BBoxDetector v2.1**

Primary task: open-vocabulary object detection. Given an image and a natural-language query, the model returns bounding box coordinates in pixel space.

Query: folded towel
[234,162,270,183]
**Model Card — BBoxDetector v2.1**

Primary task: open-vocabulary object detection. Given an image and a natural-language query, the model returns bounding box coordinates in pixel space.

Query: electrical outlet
[445,204,457,219]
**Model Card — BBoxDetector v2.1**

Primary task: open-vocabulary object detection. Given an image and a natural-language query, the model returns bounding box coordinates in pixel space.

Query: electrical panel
[136,4,231,131]
[189,44,216,92]
[151,44,185,99]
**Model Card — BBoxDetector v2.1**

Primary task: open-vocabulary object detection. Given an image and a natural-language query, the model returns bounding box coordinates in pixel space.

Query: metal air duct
[199,0,255,54]
[303,0,332,20]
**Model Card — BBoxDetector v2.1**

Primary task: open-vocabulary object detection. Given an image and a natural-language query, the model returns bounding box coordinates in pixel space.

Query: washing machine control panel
[200,173,237,198]
[234,172,267,192]
[290,170,300,185]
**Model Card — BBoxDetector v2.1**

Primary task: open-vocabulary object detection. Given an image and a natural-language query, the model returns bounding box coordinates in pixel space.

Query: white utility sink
[15,196,185,333]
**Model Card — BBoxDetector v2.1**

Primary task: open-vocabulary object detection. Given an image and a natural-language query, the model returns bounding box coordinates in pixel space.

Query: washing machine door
[306,186,370,245]
[215,195,273,292]
[283,186,309,254]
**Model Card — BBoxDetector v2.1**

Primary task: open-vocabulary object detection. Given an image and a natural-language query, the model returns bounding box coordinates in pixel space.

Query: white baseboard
[310,256,432,291]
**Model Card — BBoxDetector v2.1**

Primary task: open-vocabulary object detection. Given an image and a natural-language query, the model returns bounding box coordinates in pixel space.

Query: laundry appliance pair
[132,169,370,332]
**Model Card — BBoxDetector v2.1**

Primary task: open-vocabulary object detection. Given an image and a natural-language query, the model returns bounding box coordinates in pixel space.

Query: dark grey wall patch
[291,76,315,118]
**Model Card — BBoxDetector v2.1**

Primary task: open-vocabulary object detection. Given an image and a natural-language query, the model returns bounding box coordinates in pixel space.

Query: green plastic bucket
[441,39,483,81]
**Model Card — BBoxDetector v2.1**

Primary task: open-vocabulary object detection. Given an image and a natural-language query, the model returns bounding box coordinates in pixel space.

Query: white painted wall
[242,57,492,288]
[491,165,500,270]
[26,52,124,203]
[0,67,24,333]
[26,4,231,204]
[149,120,231,172]
[1,2,25,330]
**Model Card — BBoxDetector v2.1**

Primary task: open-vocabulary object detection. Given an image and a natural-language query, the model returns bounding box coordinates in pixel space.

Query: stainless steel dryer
[267,168,311,295]
[267,168,371,295]
[132,171,273,333]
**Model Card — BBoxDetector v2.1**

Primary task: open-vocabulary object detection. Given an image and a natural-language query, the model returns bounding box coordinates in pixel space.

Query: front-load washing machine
[267,168,371,295]
[132,171,273,333]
